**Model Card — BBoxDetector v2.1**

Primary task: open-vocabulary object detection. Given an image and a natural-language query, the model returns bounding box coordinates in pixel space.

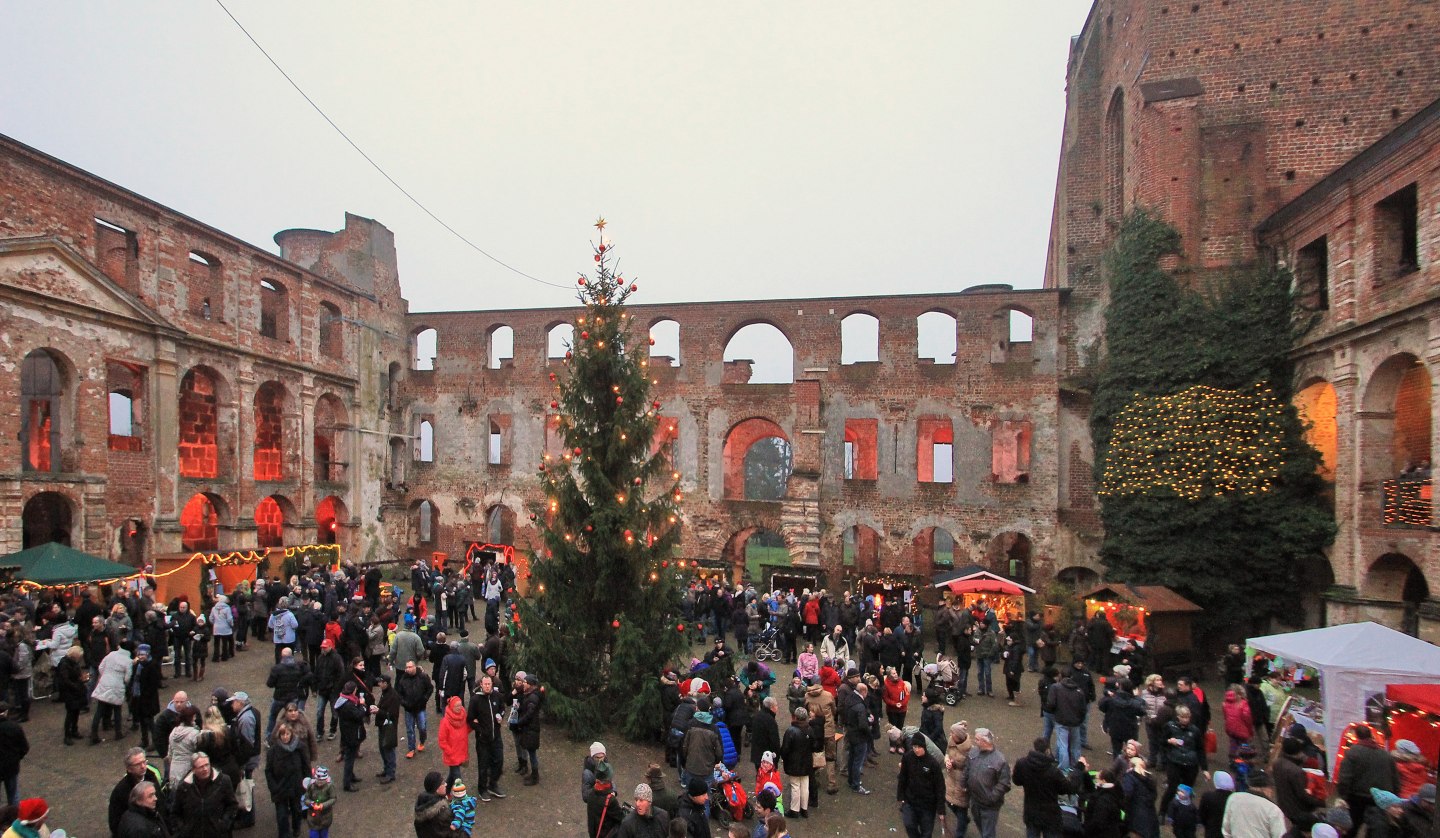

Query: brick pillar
[151,343,182,554]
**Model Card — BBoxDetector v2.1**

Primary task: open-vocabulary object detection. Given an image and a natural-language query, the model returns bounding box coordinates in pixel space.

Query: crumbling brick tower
[1044,0,1440,555]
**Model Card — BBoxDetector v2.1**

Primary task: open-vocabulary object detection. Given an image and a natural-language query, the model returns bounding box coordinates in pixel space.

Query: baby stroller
[750,624,781,662]
[710,765,753,826]
[924,658,965,705]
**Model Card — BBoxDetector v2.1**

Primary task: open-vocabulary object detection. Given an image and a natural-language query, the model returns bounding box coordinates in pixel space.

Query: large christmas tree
[514,219,687,741]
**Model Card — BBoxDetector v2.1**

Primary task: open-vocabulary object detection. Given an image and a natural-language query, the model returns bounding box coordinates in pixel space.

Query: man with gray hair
[844,681,875,795]
[964,728,1011,838]
[116,780,166,837]
[751,695,782,774]
[780,706,813,818]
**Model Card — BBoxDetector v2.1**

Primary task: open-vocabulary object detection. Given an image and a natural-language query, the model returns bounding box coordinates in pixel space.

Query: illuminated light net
[1100,382,1286,500]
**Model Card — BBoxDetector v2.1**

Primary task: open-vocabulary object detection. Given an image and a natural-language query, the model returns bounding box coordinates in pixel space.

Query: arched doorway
[842,524,881,575]
[1364,553,1430,636]
[315,496,347,546]
[1055,566,1100,592]
[912,526,959,576]
[22,492,72,548]
[486,505,516,546]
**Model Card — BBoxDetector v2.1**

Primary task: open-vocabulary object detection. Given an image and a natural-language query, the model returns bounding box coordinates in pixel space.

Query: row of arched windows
[409,308,1037,383]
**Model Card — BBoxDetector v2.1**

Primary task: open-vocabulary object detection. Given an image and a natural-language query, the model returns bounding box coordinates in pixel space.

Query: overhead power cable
[213,0,570,291]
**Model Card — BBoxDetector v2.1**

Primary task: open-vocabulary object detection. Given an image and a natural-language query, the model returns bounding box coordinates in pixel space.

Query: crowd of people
[3,571,1440,837]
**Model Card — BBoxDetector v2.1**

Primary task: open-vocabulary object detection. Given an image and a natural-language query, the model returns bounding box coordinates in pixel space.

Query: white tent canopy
[1247,622,1440,763]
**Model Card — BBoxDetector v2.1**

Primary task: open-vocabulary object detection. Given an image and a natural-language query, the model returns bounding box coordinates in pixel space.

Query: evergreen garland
[513,219,687,740]
[1090,210,1336,629]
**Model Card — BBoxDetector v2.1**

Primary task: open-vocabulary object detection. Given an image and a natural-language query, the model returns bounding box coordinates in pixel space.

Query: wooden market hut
[1083,583,1203,677]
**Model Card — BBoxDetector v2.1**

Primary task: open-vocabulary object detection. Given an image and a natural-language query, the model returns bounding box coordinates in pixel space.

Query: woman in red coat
[438,695,470,788]
[1221,688,1254,758]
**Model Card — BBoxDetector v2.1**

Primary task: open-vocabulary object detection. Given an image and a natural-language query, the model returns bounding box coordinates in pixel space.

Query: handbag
[812,751,826,769]
[236,777,255,812]
[1204,729,1217,754]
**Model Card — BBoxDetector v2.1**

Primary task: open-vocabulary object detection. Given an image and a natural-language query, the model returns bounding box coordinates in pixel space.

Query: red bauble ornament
[652,401,661,409]
[584,525,593,532]
[633,477,642,485]
[578,277,587,285]
[677,624,685,632]
[548,372,557,381]
[593,254,601,262]
[616,396,624,404]
[573,447,582,455]
[580,331,589,340]
[630,283,638,292]
[528,513,537,521]
[599,244,607,253]
[565,351,572,360]
[611,619,620,629]
[624,529,633,538]
[649,338,656,346]
[550,401,559,409]
[661,560,669,568]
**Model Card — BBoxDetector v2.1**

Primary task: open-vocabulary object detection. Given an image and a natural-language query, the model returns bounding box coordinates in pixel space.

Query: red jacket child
[438,695,470,768]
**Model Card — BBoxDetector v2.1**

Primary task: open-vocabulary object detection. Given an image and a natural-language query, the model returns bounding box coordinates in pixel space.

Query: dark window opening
[1296,236,1330,310]
[1375,183,1420,281]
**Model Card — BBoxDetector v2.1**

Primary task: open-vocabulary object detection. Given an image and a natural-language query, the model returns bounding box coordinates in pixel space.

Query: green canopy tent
[1,542,141,587]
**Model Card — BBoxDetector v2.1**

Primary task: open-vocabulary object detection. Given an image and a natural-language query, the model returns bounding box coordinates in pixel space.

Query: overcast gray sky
[2,2,1092,316]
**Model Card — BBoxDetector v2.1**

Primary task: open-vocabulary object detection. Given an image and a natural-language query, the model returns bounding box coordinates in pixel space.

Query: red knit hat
[17,798,48,824]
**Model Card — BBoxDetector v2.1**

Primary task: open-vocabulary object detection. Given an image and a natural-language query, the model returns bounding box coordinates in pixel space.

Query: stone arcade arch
[723,322,794,384]
[986,531,1033,587]
[316,495,347,546]
[22,491,72,549]
[1363,552,1431,636]
[181,493,226,553]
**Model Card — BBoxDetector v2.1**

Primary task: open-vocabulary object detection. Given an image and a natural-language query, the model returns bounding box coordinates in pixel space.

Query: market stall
[1248,622,1440,773]
[2,542,144,590]
[1083,584,1201,675]
[1385,683,1440,767]
[932,566,1036,624]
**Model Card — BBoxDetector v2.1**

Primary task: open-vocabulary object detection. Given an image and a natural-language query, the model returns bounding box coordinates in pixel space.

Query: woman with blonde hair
[199,704,242,787]
[56,645,88,745]
[166,704,202,784]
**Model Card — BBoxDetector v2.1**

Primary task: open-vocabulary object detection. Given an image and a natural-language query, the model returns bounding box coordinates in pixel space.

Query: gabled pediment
[0,235,179,332]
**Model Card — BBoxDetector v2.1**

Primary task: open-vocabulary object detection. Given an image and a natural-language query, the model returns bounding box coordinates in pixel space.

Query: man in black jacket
[1044,673,1087,773]
[312,639,345,740]
[264,647,310,736]
[151,690,189,761]
[110,746,167,837]
[750,696,782,774]
[396,660,433,759]
[897,732,947,838]
[466,673,506,801]
[169,752,238,838]
[844,682,875,795]
[780,706,813,818]
[168,601,197,679]
[1012,737,1086,838]
[674,777,710,838]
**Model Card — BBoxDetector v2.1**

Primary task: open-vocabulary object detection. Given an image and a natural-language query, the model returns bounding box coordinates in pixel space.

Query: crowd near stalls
[7,558,1440,837]
[0,551,524,837]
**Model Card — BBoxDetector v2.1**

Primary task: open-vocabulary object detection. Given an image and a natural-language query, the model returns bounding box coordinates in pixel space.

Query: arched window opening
[20,349,63,473]
[738,529,789,583]
[413,328,438,371]
[388,437,406,486]
[547,323,574,360]
[917,311,957,364]
[318,301,343,358]
[1365,355,1434,528]
[181,494,220,553]
[840,313,880,365]
[987,532,1032,586]
[932,527,956,569]
[487,505,516,545]
[22,492,72,549]
[723,323,794,384]
[1365,553,1431,636]
[918,417,953,483]
[256,496,285,549]
[315,496,346,546]
[1294,381,1338,483]
[992,308,1035,363]
[843,419,879,481]
[489,325,514,370]
[416,419,435,463]
[259,279,289,341]
[1056,566,1101,592]
[179,367,221,479]
[187,251,223,322]
[722,418,792,500]
[1010,310,1033,343]
[107,360,144,452]
[1105,88,1125,222]
[842,524,881,573]
[649,319,681,366]
[489,419,503,465]
[315,394,347,483]
[417,500,436,544]
[253,381,285,481]
[744,437,793,500]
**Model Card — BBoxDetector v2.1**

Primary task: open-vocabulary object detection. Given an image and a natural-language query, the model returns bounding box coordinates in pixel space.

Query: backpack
[715,720,739,769]
[231,706,261,763]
